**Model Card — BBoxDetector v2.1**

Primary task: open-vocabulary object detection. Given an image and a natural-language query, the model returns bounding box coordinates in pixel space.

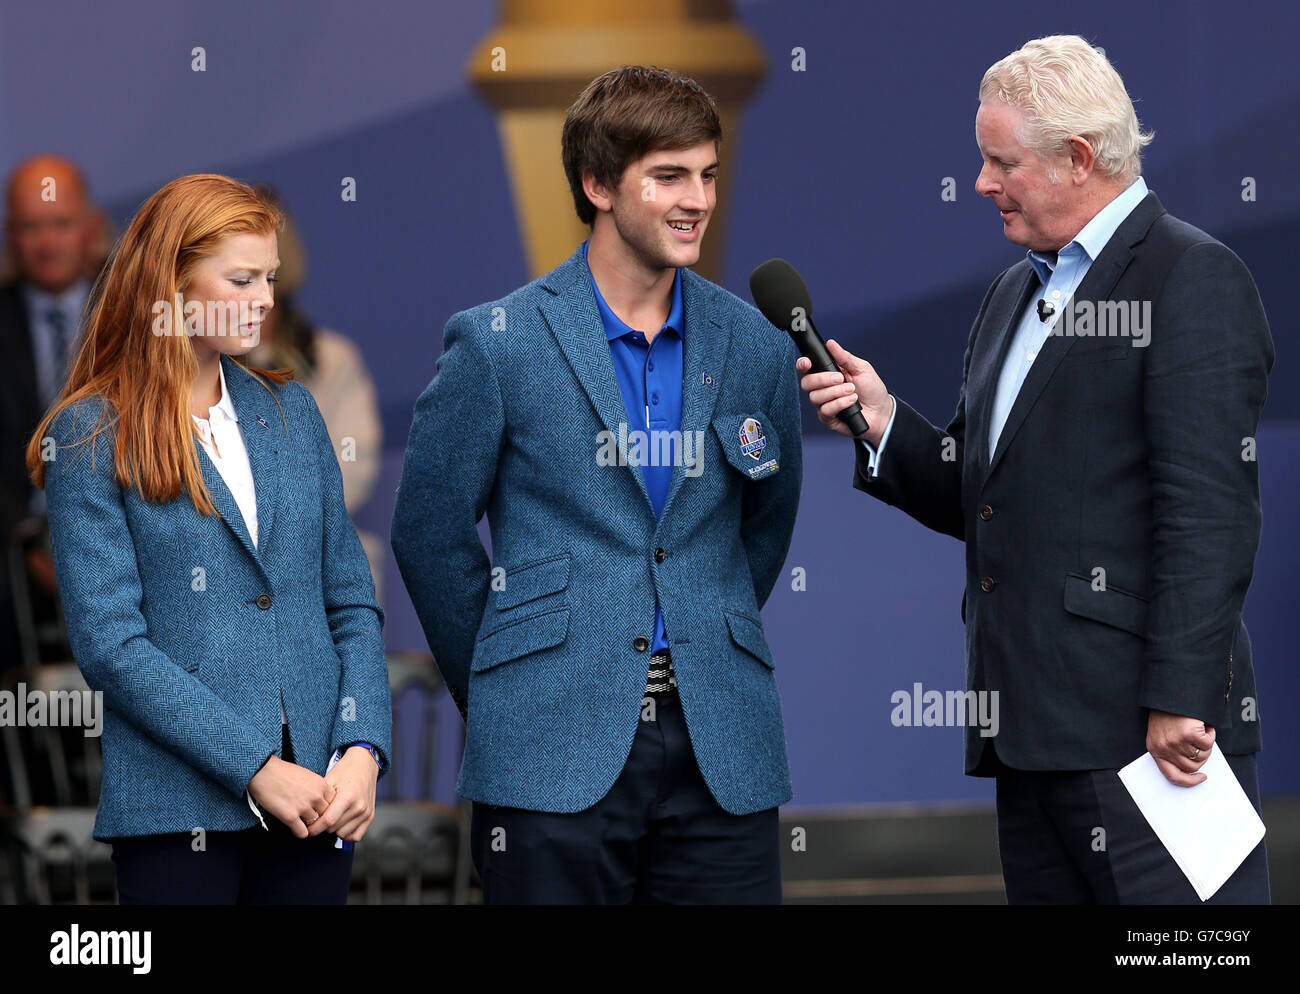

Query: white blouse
[192,359,259,548]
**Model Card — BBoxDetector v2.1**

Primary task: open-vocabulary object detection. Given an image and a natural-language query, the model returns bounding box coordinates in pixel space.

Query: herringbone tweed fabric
[393,245,802,816]
[44,355,391,839]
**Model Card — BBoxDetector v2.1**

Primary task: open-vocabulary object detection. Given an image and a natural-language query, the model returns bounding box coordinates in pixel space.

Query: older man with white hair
[799,35,1273,903]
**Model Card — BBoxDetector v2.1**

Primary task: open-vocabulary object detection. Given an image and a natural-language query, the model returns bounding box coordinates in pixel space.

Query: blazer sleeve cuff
[1138,658,1232,727]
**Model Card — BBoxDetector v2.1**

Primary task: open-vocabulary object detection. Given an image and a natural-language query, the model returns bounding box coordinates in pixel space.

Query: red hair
[27,173,292,515]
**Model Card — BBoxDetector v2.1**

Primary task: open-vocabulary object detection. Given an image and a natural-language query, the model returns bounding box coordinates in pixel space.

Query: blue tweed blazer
[43,354,391,840]
[392,246,802,816]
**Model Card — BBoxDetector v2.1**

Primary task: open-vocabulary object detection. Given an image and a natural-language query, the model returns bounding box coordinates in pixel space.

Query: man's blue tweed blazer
[392,245,802,816]
[43,355,391,840]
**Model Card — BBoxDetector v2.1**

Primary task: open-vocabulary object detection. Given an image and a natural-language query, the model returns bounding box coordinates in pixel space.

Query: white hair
[979,35,1153,183]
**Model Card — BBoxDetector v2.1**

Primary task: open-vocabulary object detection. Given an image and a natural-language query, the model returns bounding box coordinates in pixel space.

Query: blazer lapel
[984,193,1165,481]
[659,270,729,522]
[538,247,653,511]
[213,354,283,557]
[966,265,1037,480]
[196,443,260,562]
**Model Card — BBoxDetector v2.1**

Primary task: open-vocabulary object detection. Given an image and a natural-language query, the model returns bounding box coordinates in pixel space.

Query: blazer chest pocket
[473,608,570,673]
[711,412,781,482]
[495,553,571,611]
[1062,573,1148,637]
[1057,341,1136,367]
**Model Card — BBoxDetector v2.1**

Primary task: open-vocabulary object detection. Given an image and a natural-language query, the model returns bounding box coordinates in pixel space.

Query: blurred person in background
[0,155,105,671]
[243,186,385,603]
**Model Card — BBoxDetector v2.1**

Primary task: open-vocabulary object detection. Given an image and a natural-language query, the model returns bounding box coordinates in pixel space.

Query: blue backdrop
[6,0,1294,803]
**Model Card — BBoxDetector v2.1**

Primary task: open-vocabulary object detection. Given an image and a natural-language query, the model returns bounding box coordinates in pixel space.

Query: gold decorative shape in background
[467,0,766,281]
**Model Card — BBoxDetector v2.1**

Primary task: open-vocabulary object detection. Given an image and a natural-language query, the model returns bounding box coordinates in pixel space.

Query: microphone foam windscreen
[749,258,813,332]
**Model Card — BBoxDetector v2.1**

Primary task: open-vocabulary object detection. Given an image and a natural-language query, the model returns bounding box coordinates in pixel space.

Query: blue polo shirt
[584,240,683,655]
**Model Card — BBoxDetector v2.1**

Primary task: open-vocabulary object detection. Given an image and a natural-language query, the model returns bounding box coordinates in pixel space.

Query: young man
[392,66,802,903]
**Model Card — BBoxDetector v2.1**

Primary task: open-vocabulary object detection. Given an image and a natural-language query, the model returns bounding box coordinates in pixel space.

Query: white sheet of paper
[1117,745,1265,902]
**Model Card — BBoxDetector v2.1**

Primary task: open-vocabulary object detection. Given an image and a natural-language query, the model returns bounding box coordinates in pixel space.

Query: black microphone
[749,258,869,438]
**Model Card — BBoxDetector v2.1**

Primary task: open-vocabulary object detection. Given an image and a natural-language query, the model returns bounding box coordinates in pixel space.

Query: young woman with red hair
[27,174,391,904]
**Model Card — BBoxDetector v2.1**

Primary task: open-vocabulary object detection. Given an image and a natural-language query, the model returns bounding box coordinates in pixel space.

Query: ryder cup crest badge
[738,417,767,460]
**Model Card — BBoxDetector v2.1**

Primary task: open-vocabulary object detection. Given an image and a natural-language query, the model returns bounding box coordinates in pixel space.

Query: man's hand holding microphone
[749,258,893,449]
[796,340,894,449]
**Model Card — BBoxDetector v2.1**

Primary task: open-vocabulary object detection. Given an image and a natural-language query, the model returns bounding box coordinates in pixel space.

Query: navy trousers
[110,726,354,905]
[470,692,781,904]
[990,745,1270,904]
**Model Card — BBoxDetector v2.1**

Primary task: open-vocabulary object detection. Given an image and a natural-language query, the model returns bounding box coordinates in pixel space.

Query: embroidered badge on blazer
[737,417,778,479]
[739,418,766,458]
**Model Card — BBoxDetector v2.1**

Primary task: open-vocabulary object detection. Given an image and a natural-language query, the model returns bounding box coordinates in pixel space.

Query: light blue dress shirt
[862,177,1149,475]
[21,279,90,516]
[987,176,1148,459]
[21,278,90,406]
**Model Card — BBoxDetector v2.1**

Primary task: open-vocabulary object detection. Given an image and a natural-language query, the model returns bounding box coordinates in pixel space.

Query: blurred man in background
[1,155,104,672]
[243,186,385,602]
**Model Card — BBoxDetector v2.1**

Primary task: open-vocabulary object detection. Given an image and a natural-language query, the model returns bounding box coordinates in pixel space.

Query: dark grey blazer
[0,281,41,541]
[855,193,1274,773]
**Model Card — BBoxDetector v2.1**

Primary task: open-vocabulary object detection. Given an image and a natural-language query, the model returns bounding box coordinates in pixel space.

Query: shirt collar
[1027,176,1149,283]
[201,358,240,424]
[584,239,684,343]
[22,277,91,316]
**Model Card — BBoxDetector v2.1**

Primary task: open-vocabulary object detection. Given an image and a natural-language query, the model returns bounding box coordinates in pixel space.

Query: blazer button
[979,504,994,521]
[979,577,996,593]
[654,548,666,563]
[256,593,273,610]
[633,636,649,652]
